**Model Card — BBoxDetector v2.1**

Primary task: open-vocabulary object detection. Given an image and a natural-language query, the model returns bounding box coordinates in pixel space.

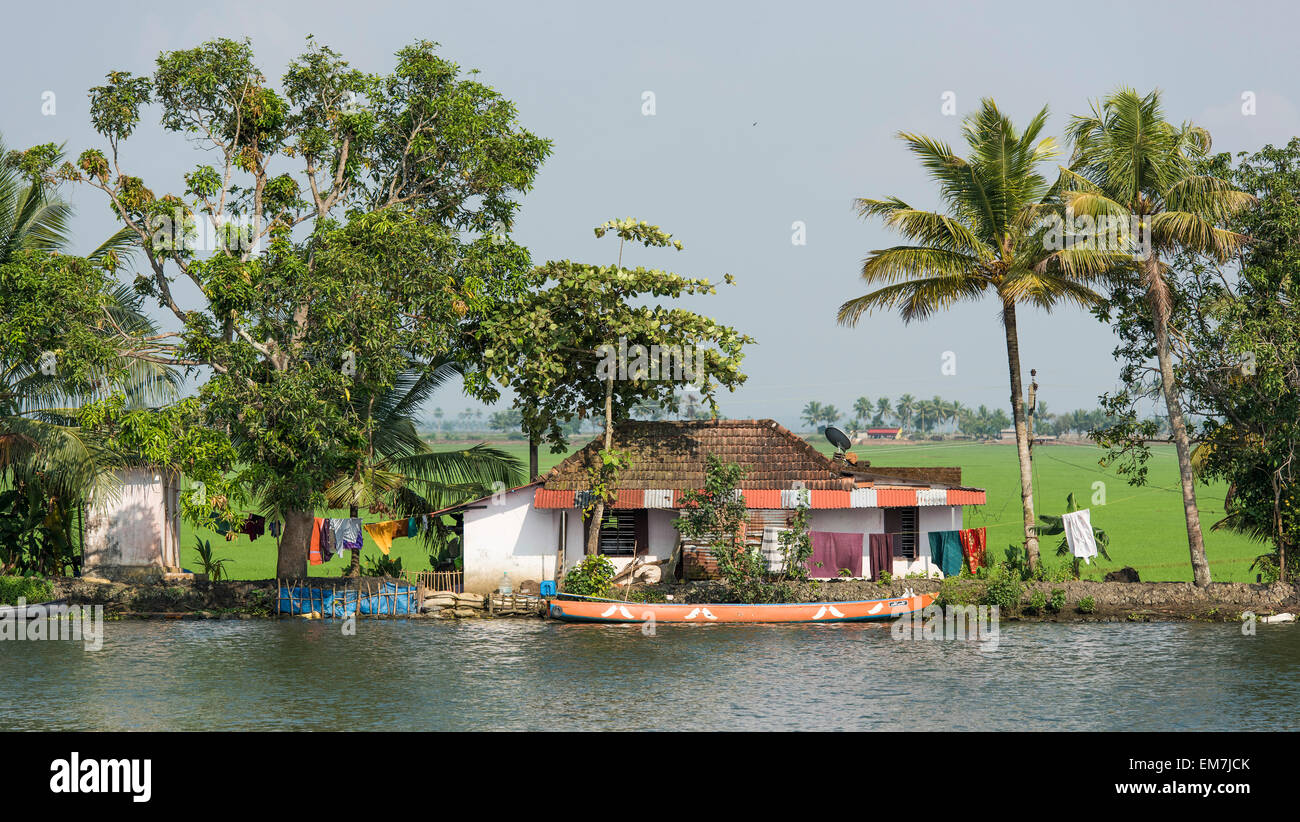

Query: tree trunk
[584,374,617,556]
[348,504,361,577]
[278,509,315,579]
[1148,277,1211,587]
[528,434,539,480]
[1002,301,1040,570]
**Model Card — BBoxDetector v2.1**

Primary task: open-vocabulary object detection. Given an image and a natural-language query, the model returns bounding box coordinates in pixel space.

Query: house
[83,468,184,581]
[863,427,902,440]
[443,419,986,593]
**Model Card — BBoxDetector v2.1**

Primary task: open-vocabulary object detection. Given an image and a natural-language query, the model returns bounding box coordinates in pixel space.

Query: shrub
[1078,596,1096,614]
[562,555,616,598]
[360,553,404,577]
[878,571,893,585]
[1026,590,1048,614]
[980,565,1023,613]
[936,575,978,607]
[0,576,54,605]
[1049,588,1067,613]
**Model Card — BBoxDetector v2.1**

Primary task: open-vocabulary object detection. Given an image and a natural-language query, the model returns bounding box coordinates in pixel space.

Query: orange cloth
[363,520,407,555]
[958,527,987,572]
[309,518,323,565]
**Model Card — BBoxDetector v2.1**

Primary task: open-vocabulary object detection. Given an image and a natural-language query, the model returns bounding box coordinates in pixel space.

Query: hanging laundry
[309,518,324,566]
[319,518,337,562]
[868,533,894,582]
[958,527,988,572]
[364,519,407,555]
[270,520,280,538]
[1062,509,1098,564]
[240,514,266,542]
[928,530,964,577]
[805,531,863,578]
[333,518,363,553]
[760,526,786,572]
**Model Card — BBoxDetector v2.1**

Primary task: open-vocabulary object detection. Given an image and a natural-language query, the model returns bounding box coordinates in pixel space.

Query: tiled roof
[541,419,858,492]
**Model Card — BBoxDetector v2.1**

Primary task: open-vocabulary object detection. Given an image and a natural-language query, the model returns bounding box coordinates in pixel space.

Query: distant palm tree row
[801,396,1117,440]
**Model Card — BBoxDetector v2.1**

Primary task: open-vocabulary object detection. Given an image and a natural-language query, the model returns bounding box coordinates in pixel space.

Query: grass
[831,439,1264,583]
[177,435,1266,584]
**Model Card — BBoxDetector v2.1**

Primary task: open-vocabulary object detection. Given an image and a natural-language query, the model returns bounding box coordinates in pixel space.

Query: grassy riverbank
[177,438,1263,584]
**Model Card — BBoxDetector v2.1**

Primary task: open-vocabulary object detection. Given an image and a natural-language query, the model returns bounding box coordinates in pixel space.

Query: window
[598,511,647,557]
[884,507,919,559]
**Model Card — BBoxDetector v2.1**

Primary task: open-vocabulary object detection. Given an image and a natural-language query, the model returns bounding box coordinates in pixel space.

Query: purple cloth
[806,531,864,579]
[869,533,894,581]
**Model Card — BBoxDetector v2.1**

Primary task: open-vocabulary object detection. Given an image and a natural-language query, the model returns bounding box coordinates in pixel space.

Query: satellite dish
[824,426,852,453]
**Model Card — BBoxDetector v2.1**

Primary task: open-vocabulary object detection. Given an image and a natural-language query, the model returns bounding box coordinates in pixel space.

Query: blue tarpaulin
[278,582,417,616]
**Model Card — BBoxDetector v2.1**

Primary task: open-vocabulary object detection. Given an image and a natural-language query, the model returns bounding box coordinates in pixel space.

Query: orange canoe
[547,593,935,624]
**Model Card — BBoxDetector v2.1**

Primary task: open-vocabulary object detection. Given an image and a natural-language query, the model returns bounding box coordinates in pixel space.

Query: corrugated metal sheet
[947,489,986,506]
[810,490,851,509]
[916,488,949,506]
[609,489,645,509]
[533,489,574,509]
[742,489,782,508]
[850,488,877,508]
[876,488,919,507]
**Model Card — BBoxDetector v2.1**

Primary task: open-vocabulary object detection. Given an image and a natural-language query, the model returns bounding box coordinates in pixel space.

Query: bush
[1078,596,1096,614]
[1026,590,1048,614]
[1049,588,1067,613]
[936,575,978,607]
[562,555,616,598]
[0,575,55,605]
[980,566,1023,613]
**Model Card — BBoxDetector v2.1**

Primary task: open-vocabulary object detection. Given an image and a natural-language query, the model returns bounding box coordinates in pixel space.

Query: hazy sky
[4,0,1298,428]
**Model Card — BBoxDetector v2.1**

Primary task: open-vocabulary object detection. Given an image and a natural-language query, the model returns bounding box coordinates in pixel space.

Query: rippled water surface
[2,619,1297,731]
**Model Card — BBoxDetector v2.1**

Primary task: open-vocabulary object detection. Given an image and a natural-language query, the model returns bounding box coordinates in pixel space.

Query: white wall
[462,487,559,593]
[560,508,678,577]
[892,505,965,578]
[84,468,180,576]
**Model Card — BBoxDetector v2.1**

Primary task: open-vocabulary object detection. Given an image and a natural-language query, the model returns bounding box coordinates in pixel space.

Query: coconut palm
[839,99,1116,570]
[320,359,525,575]
[874,397,892,426]
[895,394,917,433]
[1065,88,1254,586]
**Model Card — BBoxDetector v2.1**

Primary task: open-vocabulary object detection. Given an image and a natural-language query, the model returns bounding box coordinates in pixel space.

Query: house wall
[891,505,965,578]
[83,468,181,578]
[462,487,560,594]
[466,495,972,591]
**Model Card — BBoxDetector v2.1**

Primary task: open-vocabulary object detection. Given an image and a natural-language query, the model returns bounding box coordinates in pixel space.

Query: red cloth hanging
[309,518,324,565]
[958,527,987,571]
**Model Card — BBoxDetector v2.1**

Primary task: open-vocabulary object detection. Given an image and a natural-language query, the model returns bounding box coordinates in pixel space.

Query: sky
[4,0,1298,429]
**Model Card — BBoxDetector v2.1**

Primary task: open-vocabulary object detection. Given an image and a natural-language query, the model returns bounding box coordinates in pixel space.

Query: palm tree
[801,401,825,432]
[839,99,1114,571]
[895,394,916,433]
[874,397,892,426]
[320,359,525,575]
[1065,88,1254,586]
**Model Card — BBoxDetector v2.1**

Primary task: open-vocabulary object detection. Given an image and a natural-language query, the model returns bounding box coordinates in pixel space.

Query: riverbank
[42,576,1299,623]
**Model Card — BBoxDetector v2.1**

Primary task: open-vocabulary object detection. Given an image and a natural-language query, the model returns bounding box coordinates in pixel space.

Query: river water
[2,619,1297,731]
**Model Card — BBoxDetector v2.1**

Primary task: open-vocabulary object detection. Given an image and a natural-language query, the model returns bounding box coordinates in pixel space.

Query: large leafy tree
[471,218,752,557]
[838,99,1112,570]
[1067,88,1254,586]
[18,38,550,576]
[323,359,524,575]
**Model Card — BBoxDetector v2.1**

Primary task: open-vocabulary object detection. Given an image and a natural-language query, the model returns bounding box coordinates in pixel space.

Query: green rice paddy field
[179,438,1264,583]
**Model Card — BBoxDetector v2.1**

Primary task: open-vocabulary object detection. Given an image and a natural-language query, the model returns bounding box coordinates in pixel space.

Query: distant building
[864,427,902,440]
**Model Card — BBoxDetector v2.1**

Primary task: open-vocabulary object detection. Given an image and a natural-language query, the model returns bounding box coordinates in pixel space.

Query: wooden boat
[547,592,935,624]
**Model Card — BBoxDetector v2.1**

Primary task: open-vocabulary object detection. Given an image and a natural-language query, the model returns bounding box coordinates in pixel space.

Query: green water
[2,619,1297,731]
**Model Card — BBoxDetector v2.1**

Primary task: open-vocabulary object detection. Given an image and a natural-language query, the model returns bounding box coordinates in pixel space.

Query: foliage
[979,564,1024,613]
[360,553,403,578]
[24,37,550,575]
[1078,595,1096,614]
[561,554,615,598]
[1049,588,1066,613]
[1036,492,1112,578]
[777,505,814,582]
[192,538,232,581]
[1026,590,1048,614]
[0,575,55,605]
